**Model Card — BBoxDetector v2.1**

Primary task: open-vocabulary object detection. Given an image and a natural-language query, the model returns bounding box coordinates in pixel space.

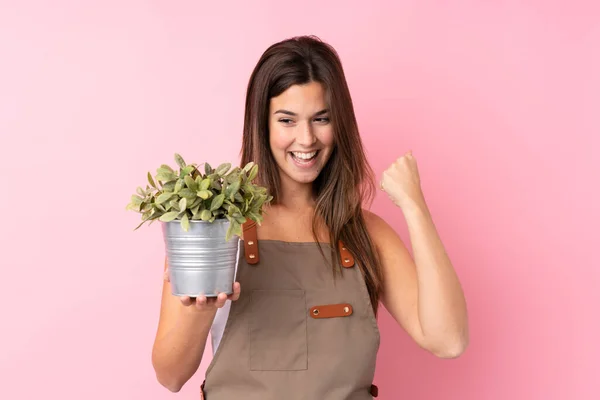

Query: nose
[296,122,317,146]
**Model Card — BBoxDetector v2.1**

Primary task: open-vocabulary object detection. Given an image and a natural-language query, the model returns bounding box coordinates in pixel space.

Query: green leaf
[205,162,212,175]
[147,172,157,189]
[189,197,202,208]
[200,178,211,191]
[248,164,259,181]
[159,211,180,222]
[197,190,211,199]
[225,224,234,241]
[160,164,175,173]
[180,213,190,231]
[226,179,241,197]
[181,165,195,176]
[156,171,176,182]
[141,209,152,220]
[211,180,222,191]
[243,161,255,173]
[184,175,197,191]
[174,153,186,168]
[225,219,242,241]
[147,208,160,218]
[200,209,212,221]
[210,194,225,211]
[179,197,187,212]
[225,171,241,184]
[215,163,231,176]
[246,211,261,222]
[178,188,197,199]
[156,192,174,204]
[133,219,148,230]
[130,194,143,205]
[136,186,146,196]
[156,165,176,181]
[226,166,240,176]
[174,179,184,193]
[227,203,241,215]
[161,181,176,192]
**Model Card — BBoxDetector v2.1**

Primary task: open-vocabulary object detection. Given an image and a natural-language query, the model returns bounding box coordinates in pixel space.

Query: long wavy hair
[240,35,383,315]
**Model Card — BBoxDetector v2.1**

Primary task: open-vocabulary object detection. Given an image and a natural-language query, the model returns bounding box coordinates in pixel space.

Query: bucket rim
[161,218,232,224]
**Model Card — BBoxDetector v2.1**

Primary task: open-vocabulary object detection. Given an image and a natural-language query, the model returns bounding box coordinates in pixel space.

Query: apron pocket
[249,289,308,371]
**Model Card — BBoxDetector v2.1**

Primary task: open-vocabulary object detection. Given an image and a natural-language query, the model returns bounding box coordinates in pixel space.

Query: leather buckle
[310,303,353,319]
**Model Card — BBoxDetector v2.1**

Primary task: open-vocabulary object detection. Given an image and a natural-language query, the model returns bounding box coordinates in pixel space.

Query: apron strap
[242,221,259,264]
[338,241,355,268]
[242,221,355,268]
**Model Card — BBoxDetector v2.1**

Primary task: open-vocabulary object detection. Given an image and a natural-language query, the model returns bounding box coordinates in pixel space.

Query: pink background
[1,1,598,399]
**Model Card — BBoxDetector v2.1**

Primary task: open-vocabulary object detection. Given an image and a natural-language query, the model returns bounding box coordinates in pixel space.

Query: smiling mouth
[290,151,319,163]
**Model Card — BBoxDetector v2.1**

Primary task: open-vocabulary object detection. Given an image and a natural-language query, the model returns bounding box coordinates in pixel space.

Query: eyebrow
[273,109,329,117]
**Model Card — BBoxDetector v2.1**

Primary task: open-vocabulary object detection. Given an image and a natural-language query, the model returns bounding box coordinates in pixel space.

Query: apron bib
[201,222,380,399]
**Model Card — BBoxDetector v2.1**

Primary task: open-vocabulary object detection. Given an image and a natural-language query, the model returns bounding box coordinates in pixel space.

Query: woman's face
[268,81,335,186]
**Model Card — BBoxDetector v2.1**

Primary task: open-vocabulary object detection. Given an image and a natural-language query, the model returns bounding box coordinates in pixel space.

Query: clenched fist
[380,150,425,211]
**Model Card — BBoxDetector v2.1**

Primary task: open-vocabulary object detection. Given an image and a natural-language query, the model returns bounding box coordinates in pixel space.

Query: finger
[163,270,170,282]
[214,292,228,308]
[195,295,208,309]
[180,296,192,306]
[230,282,241,301]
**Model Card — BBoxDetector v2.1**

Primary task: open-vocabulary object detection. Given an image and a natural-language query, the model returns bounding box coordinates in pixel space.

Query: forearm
[403,201,469,355]
[152,307,216,391]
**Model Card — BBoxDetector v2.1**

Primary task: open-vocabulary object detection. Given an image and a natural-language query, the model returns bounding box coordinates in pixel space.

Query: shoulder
[362,208,384,230]
[361,208,410,261]
[362,208,398,243]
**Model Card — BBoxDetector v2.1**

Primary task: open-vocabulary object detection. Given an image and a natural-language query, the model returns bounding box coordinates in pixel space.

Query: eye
[314,117,330,124]
[278,118,294,124]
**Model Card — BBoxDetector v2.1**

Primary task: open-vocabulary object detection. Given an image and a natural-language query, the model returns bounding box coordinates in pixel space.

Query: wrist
[182,303,218,318]
[399,197,431,220]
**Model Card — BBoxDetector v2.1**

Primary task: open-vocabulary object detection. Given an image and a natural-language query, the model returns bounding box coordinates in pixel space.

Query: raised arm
[370,151,469,358]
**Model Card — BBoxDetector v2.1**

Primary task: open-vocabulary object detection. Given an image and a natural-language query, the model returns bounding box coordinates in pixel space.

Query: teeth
[292,151,317,160]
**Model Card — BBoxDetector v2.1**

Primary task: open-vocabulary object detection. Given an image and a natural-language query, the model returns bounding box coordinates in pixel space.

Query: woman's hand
[163,269,241,310]
[380,150,426,211]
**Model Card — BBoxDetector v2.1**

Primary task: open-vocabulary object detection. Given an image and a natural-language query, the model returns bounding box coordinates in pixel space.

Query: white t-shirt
[209,240,240,355]
[210,300,231,355]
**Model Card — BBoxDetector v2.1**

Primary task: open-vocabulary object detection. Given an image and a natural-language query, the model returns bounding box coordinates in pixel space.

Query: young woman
[151,35,469,399]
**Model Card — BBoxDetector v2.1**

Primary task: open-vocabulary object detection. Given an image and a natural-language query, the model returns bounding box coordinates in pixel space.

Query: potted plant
[126,153,272,297]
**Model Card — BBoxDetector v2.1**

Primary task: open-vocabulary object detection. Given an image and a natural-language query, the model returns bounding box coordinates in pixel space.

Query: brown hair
[240,35,383,315]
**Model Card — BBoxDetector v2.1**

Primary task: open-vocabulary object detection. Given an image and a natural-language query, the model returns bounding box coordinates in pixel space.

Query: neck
[276,174,315,211]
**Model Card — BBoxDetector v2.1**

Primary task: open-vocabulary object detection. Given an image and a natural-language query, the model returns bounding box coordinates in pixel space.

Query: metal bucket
[161,219,239,297]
